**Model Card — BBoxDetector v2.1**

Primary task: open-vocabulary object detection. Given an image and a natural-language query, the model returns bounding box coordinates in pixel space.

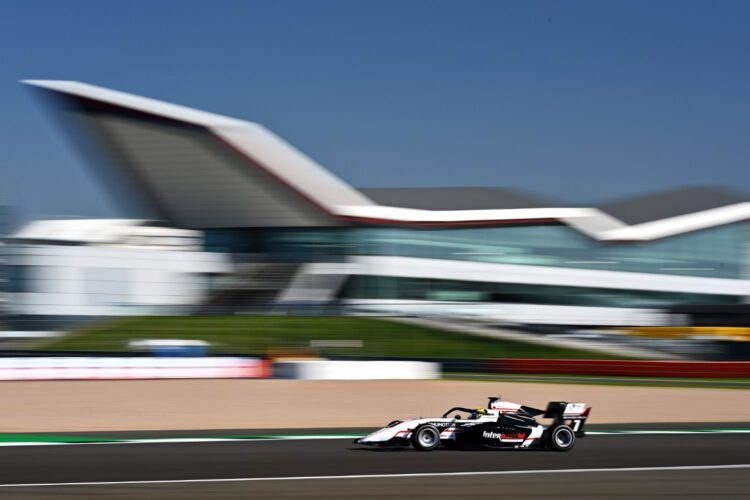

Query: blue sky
[1,0,749,222]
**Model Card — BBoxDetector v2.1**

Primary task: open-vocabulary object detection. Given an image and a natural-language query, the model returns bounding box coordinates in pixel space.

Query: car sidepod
[460,420,545,449]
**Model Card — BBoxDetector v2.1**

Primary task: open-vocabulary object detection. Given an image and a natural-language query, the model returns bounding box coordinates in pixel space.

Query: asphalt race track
[1,433,748,498]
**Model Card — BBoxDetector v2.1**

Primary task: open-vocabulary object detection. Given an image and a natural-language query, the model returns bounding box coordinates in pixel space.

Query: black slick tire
[546,424,576,452]
[411,425,440,451]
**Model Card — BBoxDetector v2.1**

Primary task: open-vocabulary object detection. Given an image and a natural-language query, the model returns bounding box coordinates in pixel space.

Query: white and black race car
[355,396,591,452]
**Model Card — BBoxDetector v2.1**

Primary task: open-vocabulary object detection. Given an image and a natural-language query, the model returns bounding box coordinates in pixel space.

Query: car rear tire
[412,425,440,451]
[546,424,576,452]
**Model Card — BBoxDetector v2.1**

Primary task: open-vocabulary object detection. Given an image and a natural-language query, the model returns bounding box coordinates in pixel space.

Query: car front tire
[412,425,441,451]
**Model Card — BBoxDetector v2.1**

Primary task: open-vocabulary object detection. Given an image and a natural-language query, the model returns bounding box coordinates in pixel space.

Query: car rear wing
[544,402,591,436]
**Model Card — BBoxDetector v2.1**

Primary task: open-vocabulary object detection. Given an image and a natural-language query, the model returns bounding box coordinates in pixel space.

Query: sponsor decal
[429,422,453,428]
[563,403,587,416]
[482,431,526,440]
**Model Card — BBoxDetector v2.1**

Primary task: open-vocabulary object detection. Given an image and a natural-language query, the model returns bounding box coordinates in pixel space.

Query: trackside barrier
[490,359,750,378]
[273,360,440,380]
[0,357,270,380]
[627,327,750,341]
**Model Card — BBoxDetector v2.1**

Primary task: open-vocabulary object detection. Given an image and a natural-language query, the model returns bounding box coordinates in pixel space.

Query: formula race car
[355,396,591,452]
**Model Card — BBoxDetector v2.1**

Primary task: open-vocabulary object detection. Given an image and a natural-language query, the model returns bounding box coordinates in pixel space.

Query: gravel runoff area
[1,379,749,433]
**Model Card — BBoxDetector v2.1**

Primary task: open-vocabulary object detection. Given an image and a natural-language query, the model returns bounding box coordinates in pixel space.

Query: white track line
[587,430,750,435]
[1,464,749,488]
[0,442,69,447]
[0,435,363,447]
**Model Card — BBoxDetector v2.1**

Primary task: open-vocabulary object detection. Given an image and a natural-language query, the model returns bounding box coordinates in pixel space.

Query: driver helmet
[469,408,487,420]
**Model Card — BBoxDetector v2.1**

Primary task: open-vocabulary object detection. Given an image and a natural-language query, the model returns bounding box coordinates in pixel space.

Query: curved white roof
[23,80,750,241]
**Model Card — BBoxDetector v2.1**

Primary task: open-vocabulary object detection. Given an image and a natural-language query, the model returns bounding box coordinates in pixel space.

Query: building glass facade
[346,222,747,279]
[205,222,747,279]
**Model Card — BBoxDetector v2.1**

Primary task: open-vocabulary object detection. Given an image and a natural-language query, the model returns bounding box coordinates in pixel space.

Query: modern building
[5,219,228,327]
[21,80,750,326]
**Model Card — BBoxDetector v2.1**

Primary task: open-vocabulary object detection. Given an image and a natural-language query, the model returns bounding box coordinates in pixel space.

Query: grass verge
[39,315,626,359]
